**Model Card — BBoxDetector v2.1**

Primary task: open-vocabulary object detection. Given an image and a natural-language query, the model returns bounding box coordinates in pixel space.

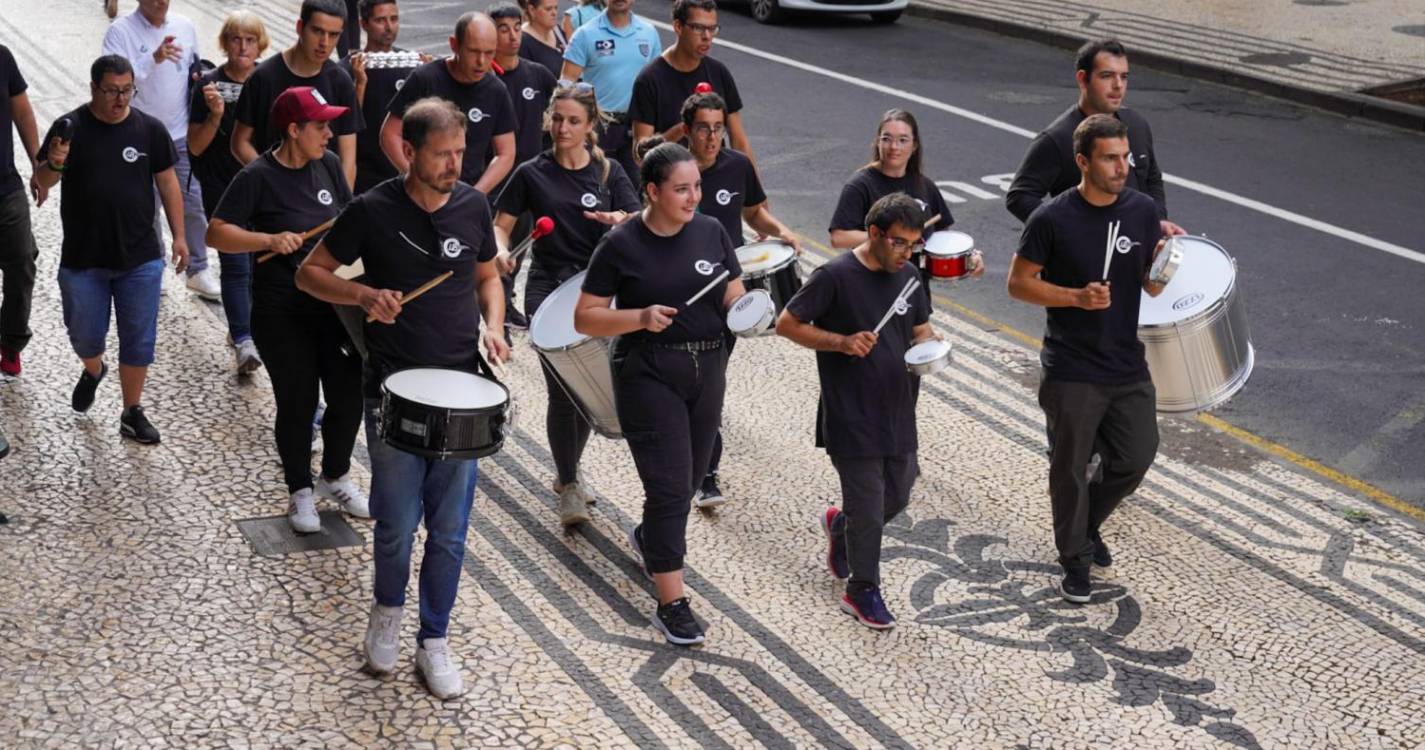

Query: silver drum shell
[533,337,622,439]
[1138,266,1254,414]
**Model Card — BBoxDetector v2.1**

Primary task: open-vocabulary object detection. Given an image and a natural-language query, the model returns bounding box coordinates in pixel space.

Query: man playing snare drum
[1007,114,1168,605]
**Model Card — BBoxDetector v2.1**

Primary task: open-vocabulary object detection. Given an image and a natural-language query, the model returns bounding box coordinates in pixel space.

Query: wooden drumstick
[923,213,942,229]
[256,217,337,263]
[366,270,453,322]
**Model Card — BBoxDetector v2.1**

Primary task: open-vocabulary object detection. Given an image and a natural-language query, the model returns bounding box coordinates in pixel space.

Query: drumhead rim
[383,366,510,408]
[1138,235,1238,326]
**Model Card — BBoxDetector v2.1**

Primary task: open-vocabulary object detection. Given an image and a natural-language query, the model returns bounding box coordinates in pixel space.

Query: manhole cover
[1240,51,1313,67]
[1360,77,1425,107]
[236,511,364,557]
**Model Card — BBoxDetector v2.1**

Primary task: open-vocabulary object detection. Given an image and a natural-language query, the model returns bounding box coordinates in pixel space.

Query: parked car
[748,0,907,25]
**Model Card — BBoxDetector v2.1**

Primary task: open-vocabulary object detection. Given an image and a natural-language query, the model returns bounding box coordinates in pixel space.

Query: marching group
[2,0,1183,698]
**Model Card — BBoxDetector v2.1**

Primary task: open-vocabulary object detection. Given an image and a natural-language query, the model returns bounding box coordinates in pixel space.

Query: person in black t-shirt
[341,0,426,194]
[189,10,269,376]
[0,44,41,378]
[231,0,362,188]
[298,98,509,700]
[829,109,954,286]
[35,55,189,445]
[629,0,752,163]
[1006,39,1184,238]
[575,143,745,647]
[208,87,367,536]
[1008,114,1167,606]
[492,83,638,528]
[779,193,937,631]
[380,13,517,194]
[518,0,568,78]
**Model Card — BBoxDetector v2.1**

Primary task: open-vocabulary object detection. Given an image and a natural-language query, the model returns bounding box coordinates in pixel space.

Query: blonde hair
[545,85,611,184]
[218,10,271,55]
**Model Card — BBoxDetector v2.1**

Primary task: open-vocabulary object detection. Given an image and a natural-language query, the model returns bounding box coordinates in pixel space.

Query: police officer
[1006,38,1185,238]
[573,142,745,647]
[560,0,661,182]
[492,83,638,528]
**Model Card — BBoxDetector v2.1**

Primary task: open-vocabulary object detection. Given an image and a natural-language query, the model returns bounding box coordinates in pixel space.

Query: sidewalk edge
[906,3,1425,134]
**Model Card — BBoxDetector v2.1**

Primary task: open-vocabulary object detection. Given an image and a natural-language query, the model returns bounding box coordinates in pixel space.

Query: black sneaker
[120,405,161,445]
[506,308,529,331]
[694,472,726,509]
[653,597,706,646]
[71,364,108,413]
[1089,529,1113,568]
[626,524,653,581]
[1060,567,1092,604]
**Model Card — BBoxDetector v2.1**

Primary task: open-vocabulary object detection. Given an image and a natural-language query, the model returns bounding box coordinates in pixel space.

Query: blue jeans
[57,258,163,366]
[364,399,479,643]
[219,251,253,343]
[153,138,210,275]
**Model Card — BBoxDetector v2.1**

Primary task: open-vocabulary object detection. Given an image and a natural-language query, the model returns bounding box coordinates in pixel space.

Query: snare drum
[735,240,801,328]
[1137,236,1254,414]
[380,368,510,459]
[1149,236,1185,286]
[904,339,952,376]
[530,271,622,439]
[924,230,977,280]
[726,289,775,338]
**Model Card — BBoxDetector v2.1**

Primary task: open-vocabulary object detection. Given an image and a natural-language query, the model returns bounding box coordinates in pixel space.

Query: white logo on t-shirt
[522,87,536,101]
[715,189,737,206]
[1105,220,1140,265]
[893,297,910,316]
[694,259,716,276]
[394,79,406,91]
[441,237,466,258]
[121,147,141,163]
[580,192,598,208]
[316,188,333,206]
[468,107,486,123]
[1127,151,1137,168]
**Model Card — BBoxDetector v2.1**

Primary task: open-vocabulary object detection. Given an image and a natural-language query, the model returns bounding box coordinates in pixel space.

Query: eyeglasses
[877,135,914,148]
[884,236,924,253]
[684,22,720,37]
[98,85,138,100]
[689,123,725,137]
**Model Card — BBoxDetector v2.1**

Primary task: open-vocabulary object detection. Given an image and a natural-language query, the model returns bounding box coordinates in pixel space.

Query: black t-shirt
[213,151,352,316]
[829,167,953,238]
[697,148,764,245]
[519,33,564,79]
[496,59,557,166]
[1017,188,1163,384]
[39,107,177,271]
[388,61,516,186]
[234,55,362,157]
[189,66,247,215]
[324,178,498,396]
[494,151,639,276]
[628,56,742,135]
[341,51,411,194]
[0,45,29,198]
[583,214,741,346]
[784,251,930,458]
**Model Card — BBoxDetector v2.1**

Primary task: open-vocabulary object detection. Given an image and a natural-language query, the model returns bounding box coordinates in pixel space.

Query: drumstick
[873,277,920,335]
[508,216,555,260]
[684,268,730,307]
[923,213,941,229]
[1101,219,1120,280]
[256,217,337,263]
[366,270,453,322]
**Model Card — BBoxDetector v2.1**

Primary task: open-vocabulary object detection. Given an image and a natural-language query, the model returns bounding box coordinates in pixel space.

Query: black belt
[653,338,723,352]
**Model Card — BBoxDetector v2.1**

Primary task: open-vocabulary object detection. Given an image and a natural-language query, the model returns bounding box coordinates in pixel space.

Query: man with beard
[341,0,419,194]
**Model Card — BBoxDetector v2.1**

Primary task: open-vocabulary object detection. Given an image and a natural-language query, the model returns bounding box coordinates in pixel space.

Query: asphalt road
[392,0,1425,510]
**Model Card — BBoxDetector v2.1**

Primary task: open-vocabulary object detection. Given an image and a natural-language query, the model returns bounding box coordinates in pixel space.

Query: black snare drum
[379,367,510,459]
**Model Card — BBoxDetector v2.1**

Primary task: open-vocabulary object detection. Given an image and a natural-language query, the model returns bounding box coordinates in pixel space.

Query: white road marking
[652,20,1425,266]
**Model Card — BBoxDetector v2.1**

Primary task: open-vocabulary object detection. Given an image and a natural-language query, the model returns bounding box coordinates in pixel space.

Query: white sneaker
[234,338,263,375]
[557,482,592,527]
[185,266,222,301]
[415,638,466,699]
[317,473,370,518]
[287,488,321,533]
[363,603,402,674]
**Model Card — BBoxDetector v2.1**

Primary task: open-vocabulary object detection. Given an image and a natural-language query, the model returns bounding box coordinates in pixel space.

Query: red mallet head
[694,82,713,94]
[533,216,555,238]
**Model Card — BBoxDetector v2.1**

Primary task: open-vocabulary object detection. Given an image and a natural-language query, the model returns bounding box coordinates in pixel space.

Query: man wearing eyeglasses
[629,0,751,164]
[561,0,661,181]
[102,0,221,301]
[34,55,189,445]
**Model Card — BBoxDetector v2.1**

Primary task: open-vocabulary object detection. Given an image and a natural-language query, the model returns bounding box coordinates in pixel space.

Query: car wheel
[869,9,902,23]
[751,0,787,24]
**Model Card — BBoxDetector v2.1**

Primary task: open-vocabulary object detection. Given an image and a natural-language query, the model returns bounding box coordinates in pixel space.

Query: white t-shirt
[101,10,200,141]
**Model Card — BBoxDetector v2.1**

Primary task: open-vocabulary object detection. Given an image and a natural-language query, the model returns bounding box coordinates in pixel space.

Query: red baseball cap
[270,86,349,132]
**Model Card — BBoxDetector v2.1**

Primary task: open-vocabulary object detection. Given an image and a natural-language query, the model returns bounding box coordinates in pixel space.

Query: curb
[906,2,1425,134]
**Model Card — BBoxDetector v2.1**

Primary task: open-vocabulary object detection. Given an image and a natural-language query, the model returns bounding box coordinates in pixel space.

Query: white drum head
[1139,236,1236,326]
[727,289,774,333]
[385,368,507,409]
[736,241,795,276]
[530,271,590,350]
[925,230,974,258]
[905,339,951,365]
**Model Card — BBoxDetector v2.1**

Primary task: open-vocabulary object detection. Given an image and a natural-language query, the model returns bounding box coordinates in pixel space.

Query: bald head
[453,11,495,46]
[449,11,497,81]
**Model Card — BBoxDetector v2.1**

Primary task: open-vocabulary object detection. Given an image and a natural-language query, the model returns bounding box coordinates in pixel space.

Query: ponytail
[588,129,611,185]
[635,134,667,163]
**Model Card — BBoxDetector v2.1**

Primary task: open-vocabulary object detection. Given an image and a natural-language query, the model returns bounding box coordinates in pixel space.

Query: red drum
[924,230,977,280]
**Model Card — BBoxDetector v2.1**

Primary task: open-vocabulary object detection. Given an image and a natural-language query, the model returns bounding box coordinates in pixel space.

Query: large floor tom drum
[530,271,622,439]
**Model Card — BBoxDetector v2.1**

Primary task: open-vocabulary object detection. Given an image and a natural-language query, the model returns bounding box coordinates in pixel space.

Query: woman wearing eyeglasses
[574,142,746,647]
[492,83,639,528]
[829,109,954,284]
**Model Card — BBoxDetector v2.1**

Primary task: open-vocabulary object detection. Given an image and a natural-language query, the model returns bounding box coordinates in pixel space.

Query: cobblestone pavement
[3,2,1425,748]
